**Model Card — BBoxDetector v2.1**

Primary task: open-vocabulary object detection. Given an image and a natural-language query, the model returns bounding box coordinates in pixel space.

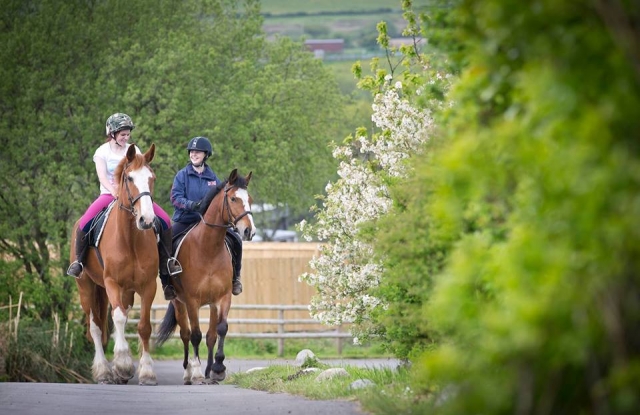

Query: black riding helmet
[187,136,213,160]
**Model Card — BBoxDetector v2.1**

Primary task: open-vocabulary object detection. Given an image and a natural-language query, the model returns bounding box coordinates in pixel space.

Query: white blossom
[298,76,436,338]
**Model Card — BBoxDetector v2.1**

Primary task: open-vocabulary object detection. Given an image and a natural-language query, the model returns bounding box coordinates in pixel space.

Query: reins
[198,185,252,231]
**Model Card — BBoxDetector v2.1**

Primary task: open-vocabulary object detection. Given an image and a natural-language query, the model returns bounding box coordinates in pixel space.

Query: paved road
[0,358,400,415]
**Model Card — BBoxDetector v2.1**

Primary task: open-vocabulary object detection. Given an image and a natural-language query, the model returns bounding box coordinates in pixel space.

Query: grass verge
[227,357,429,414]
[149,337,391,360]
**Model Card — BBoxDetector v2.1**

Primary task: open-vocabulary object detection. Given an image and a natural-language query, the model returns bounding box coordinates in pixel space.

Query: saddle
[86,202,163,269]
[171,223,242,271]
[88,202,116,247]
[82,201,116,269]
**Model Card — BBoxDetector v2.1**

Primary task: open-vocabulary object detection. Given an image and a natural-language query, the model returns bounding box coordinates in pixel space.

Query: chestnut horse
[71,144,159,385]
[156,169,255,385]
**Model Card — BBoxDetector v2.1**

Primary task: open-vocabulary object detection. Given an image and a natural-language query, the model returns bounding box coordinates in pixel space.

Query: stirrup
[167,258,182,276]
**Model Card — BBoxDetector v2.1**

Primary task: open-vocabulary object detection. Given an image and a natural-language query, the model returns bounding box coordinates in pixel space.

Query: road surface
[0,358,400,415]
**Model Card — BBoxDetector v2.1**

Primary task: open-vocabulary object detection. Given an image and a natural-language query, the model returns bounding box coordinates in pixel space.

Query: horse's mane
[113,148,147,182]
[197,181,226,214]
[233,174,249,190]
[197,173,249,214]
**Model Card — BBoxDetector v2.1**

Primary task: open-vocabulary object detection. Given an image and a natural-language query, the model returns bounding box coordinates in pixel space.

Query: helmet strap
[111,133,124,147]
[192,155,208,168]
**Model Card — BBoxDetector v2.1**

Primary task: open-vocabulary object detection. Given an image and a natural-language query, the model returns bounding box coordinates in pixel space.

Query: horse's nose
[244,227,253,241]
[139,216,153,230]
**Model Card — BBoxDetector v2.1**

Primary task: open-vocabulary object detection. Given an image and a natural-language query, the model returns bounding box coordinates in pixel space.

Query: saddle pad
[93,201,116,247]
[173,225,233,265]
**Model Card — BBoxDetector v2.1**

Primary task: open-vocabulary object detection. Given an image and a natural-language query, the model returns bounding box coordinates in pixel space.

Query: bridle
[199,185,252,231]
[118,162,153,216]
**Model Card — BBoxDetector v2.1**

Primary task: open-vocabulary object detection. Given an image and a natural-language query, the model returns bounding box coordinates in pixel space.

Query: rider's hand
[191,200,202,211]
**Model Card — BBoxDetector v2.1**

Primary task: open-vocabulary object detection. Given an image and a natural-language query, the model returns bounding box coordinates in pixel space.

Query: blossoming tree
[298,74,437,341]
[297,0,458,343]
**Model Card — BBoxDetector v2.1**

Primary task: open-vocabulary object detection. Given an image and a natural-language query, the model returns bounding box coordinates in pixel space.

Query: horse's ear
[145,143,156,164]
[228,169,238,185]
[245,171,252,185]
[126,143,137,162]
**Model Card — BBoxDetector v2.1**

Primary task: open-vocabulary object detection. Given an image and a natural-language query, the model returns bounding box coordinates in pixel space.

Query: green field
[259,0,430,44]
[258,1,415,129]
[262,11,407,41]
[259,0,406,14]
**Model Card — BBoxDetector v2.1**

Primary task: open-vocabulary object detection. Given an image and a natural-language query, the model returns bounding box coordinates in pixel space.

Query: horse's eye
[127,176,133,182]
[231,197,237,202]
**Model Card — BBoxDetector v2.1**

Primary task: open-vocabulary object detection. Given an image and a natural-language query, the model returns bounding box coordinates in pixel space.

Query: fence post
[336,325,343,355]
[278,308,284,357]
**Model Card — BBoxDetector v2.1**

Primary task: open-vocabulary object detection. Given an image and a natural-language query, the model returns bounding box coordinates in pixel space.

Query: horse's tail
[155,301,178,347]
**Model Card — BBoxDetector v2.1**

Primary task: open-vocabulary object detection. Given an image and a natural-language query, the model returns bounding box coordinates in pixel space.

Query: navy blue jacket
[171,163,221,225]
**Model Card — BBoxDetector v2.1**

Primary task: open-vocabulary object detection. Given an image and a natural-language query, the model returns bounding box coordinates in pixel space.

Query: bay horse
[155,169,255,385]
[71,144,159,385]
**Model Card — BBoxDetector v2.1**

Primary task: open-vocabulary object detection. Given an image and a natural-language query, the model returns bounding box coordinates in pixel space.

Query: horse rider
[170,136,244,295]
[67,113,182,300]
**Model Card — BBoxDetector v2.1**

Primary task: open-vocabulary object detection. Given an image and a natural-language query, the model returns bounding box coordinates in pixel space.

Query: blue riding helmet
[187,136,212,158]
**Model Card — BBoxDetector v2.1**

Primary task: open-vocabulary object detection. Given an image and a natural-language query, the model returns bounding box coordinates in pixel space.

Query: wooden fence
[127,242,352,356]
[127,303,351,357]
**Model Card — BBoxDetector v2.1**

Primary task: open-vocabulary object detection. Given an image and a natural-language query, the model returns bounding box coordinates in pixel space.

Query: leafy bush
[373,0,640,413]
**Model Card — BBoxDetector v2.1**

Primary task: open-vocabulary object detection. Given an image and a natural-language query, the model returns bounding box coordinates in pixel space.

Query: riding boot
[158,227,181,301]
[227,230,243,295]
[67,228,90,278]
[159,270,177,301]
[160,227,182,276]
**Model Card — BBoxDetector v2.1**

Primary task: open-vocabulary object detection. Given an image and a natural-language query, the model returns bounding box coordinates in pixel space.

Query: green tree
[0,0,110,317]
[0,0,345,318]
[372,0,640,413]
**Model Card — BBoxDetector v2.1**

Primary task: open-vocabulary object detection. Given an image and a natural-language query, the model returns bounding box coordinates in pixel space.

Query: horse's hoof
[113,369,135,383]
[113,375,133,385]
[139,379,158,386]
[209,380,219,385]
[210,371,226,382]
[184,380,192,386]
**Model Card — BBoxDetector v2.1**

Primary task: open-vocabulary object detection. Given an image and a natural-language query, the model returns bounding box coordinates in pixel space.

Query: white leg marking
[111,307,134,382]
[183,360,193,385]
[89,310,111,383]
[137,351,157,386]
[112,307,129,356]
[189,356,205,384]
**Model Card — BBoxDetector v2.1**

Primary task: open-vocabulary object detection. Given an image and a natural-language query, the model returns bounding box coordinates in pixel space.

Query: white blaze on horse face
[129,166,156,229]
[235,188,256,240]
